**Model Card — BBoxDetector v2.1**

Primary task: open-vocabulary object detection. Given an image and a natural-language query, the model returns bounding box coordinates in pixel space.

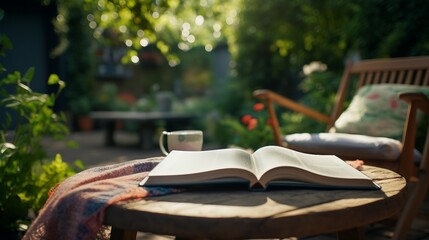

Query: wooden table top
[104,165,406,239]
[90,111,195,121]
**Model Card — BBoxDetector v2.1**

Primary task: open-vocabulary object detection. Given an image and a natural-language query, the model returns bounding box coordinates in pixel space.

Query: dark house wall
[0,1,61,128]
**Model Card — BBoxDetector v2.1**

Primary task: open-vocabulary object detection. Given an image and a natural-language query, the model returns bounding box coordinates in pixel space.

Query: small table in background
[104,165,406,240]
[90,111,196,149]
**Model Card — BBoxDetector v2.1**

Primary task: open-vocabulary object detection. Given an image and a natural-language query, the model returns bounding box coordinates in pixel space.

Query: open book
[139,145,381,190]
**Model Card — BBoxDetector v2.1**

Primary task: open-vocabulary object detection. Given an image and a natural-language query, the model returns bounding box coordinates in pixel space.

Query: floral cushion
[331,84,429,139]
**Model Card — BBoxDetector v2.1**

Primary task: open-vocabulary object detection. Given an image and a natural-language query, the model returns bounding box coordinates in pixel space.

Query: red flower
[267,118,274,127]
[247,118,258,130]
[241,115,252,125]
[253,103,264,112]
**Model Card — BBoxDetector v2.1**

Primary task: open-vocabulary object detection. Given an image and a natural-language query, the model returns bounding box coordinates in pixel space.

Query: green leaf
[0,34,13,57]
[73,160,85,170]
[58,80,66,92]
[1,142,16,151]
[66,140,79,149]
[2,35,12,49]
[22,67,35,83]
[48,74,60,85]
[17,82,32,94]
[0,142,16,159]
[2,71,21,85]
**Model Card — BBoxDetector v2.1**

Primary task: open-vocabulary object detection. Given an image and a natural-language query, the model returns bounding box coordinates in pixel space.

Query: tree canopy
[54,0,429,72]
[64,0,239,66]
[52,0,429,114]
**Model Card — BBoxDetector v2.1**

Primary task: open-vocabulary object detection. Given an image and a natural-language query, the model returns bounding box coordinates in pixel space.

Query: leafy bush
[217,103,274,150]
[215,70,342,149]
[0,65,82,233]
[280,70,342,135]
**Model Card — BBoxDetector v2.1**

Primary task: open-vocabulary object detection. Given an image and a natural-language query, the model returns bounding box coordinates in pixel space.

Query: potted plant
[69,96,93,131]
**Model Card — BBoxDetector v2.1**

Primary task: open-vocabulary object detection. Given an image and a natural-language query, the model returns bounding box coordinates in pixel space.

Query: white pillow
[284,133,403,161]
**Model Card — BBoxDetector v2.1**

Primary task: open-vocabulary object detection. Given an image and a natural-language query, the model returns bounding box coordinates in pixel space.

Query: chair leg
[337,227,365,240]
[393,172,429,240]
[110,227,137,240]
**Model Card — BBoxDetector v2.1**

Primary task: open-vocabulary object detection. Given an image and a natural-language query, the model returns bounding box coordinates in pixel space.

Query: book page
[145,148,257,185]
[252,146,371,181]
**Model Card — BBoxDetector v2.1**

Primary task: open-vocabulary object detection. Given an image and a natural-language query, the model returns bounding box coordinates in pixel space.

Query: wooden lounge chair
[254,56,429,238]
[253,56,429,181]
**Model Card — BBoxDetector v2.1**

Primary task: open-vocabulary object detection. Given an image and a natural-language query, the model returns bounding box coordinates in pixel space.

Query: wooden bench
[90,111,196,149]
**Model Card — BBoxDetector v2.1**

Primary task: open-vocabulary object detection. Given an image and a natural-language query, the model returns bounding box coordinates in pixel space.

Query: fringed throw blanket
[23,157,178,240]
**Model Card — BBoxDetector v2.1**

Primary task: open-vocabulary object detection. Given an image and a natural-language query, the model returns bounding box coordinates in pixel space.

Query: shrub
[0,67,83,234]
[217,103,274,150]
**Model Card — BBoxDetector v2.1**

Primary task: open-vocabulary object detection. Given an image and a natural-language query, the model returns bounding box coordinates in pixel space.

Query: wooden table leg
[139,122,155,149]
[336,227,365,240]
[104,121,116,146]
[110,227,137,240]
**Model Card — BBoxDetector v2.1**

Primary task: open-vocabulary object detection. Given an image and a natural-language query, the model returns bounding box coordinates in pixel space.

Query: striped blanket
[23,157,178,240]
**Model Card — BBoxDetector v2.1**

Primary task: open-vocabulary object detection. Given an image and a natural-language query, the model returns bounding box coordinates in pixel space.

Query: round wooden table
[104,165,406,240]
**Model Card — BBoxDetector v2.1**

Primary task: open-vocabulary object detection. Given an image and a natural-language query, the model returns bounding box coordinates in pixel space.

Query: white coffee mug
[159,130,203,155]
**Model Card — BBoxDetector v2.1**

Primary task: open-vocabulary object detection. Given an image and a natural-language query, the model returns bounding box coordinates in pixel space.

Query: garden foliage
[0,31,82,233]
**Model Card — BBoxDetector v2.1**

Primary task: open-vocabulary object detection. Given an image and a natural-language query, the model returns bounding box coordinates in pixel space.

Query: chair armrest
[399,92,429,114]
[398,92,429,180]
[253,89,331,124]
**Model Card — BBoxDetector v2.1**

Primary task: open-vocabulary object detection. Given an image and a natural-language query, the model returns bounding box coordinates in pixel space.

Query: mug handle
[159,131,169,156]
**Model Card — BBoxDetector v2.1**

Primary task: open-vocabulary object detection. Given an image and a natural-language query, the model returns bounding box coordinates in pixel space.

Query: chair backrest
[329,56,429,130]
